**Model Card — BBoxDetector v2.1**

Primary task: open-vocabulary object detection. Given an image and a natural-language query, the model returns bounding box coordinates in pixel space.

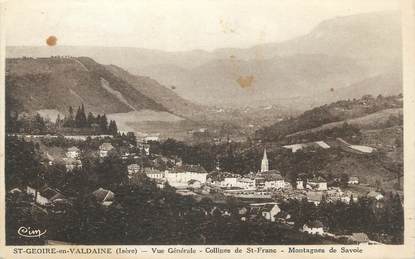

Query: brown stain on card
[236,75,254,88]
[46,36,58,46]
[228,55,255,89]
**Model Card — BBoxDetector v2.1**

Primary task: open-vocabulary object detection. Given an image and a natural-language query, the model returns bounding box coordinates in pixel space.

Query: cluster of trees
[57,105,118,135]
[152,138,258,173]
[40,132,136,151]
[279,194,404,244]
[6,112,47,134]
[6,133,142,194]
[5,137,41,189]
[6,104,119,135]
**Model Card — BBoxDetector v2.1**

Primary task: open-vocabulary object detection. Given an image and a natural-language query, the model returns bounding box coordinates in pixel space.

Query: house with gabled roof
[64,157,82,172]
[249,202,281,222]
[165,164,208,188]
[367,191,384,200]
[208,171,240,187]
[144,167,165,179]
[99,142,114,158]
[26,185,66,206]
[92,187,114,207]
[349,233,370,244]
[127,163,141,178]
[307,176,327,191]
[303,220,325,235]
[66,146,80,159]
[348,176,359,185]
[260,203,281,222]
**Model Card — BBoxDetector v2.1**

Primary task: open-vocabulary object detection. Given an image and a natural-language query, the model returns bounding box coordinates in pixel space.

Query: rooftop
[99,142,114,151]
[308,176,327,183]
[92,187,114,203]
[256,170,284,181]
[144,167,164,175]
[172,164,207,174]
[305,220,324,228]
[67,146,80,152]
[350,233,370,243]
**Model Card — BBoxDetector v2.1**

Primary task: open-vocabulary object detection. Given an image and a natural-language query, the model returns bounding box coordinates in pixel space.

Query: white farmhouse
[250,203,281,222]
[367,191,384,200]
[348,176,359,185]
[222,176,238,187]
[99,142,114,158]
[303,220,325,235]
[296,178,304,189]
[64,158,82,172]
[261,204,281,222]
[66,146,80,159]
[307,176,327,191]
[144,168,165,180]
[165,165,208,188]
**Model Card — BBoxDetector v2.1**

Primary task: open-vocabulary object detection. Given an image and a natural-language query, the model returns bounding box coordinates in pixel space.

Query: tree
[75,106,81,127]
[99,114,108,133]
[64,106,75,127]
[74,105,88,128]
[108,120,118,136]
[32,113,46,134]
[79,104,87,127]
[87,112,95,127]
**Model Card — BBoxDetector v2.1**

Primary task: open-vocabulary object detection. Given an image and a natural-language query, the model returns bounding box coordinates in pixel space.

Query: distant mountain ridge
[7,11,402,108]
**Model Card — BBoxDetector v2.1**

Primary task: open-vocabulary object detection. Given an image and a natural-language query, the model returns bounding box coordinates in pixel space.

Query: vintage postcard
[0,0,414,258]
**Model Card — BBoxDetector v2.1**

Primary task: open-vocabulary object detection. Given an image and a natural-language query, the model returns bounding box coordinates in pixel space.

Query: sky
[2,0,400,52]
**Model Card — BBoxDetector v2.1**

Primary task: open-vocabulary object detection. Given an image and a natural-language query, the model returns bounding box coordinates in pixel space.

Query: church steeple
[261,148,269,172]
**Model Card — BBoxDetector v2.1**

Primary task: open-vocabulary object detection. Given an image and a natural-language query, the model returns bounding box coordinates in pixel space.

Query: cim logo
[17,226,47,238]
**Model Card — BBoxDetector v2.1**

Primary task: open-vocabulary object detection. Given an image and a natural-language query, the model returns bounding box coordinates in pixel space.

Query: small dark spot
[330,88,334,92]
[46,36,57,46]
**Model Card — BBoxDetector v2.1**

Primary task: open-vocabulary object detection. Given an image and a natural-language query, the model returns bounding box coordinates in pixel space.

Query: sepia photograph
[1,0,408,249]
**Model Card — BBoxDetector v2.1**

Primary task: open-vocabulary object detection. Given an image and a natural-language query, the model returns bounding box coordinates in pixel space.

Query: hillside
[7,11,402,108]
[6,57,169,114]
[286,108,402,139]
[104,64,206,120]
[256,94,403,142]
[253,93,403,190]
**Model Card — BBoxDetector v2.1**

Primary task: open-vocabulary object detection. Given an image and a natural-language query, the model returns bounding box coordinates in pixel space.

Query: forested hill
[255,94,403,142]
[5,57,202,118]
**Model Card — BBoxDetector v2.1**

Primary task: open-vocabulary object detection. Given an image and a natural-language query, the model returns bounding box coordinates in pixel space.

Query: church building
[261,148,269,172]
[256,149,285,190]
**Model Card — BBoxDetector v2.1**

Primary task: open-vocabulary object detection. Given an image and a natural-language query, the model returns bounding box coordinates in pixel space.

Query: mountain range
[7,11,402,109]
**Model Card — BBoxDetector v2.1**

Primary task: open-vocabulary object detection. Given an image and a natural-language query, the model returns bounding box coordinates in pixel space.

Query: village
[7,130,397,245]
